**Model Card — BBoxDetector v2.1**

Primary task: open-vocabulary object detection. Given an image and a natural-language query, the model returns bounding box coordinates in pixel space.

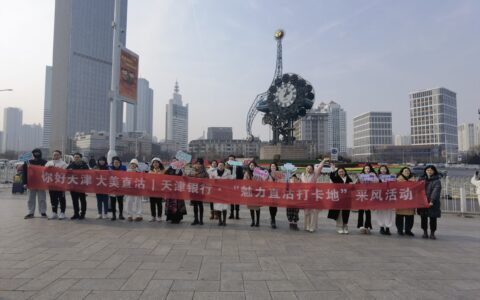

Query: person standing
[207,160,218,220]
[125,159,143,222]
[189,158,209,225]
[23,148,48,219]
[286,173,301,230]
[149,157,165,222]
[165,161,187,224]
[395,167,416,236]
[418,165,442,240]
[45,150,68,220]
[109,156,126,221]
[66,153,90,220]
[471,171,480,208]
[327,164,353,234]
[211,161,232,226]
[244,161,262,227]
[375,165,396,235]
[267,162,279,229]
[356,164,378,234]
[227,155,242,219]
[301,159,326,233]
[95,157,110,219]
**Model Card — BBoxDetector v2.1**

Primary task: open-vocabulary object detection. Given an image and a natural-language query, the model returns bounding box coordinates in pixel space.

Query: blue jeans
[96,194,109,214]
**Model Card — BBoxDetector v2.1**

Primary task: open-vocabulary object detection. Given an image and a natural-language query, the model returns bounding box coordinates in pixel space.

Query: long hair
[245,161,258,178]
[423,165,439,177]
[377,164,390,175]
[397,167,413,179]
[360,163,376,174]
[269,162,279,174]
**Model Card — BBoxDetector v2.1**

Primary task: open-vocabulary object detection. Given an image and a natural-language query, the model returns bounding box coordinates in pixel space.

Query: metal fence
[0,165,18,188]
[441,176,479,215]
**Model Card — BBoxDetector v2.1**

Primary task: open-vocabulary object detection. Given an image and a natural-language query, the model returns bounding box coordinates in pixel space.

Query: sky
[0,0,479,147]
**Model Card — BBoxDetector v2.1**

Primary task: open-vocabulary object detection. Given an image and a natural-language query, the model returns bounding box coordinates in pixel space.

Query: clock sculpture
[246,30,315,145]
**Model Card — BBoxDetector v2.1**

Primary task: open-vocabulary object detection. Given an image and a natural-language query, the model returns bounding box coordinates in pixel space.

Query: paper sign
[18,152,33,162]
[175,151,192,163]
[379,174,396,182]
[171,160,186,170]
[253,167,270,180]
[281,163,297,173]
[271,171,286,181]
[357,173,378,183]
[227,160,243,167]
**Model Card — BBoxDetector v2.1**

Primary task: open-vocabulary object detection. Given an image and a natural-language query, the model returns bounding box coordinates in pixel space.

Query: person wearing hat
[23,148,48,219]
[210,161,232,226]
[189,158,209,225]
[66,153,90,220]
[149,157,165,222]
[125,158,143,222]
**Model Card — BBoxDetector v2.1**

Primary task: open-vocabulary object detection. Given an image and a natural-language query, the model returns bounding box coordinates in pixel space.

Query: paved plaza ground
[0,190,479,300]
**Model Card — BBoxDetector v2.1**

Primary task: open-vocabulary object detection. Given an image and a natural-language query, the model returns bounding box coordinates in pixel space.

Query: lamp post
[107,0,121,164]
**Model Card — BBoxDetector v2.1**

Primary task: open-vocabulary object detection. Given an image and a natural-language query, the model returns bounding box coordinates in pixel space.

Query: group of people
[22,148,453,240]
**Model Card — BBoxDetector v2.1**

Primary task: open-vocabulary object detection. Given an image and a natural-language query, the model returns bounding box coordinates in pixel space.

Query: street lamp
[0,89,13,92]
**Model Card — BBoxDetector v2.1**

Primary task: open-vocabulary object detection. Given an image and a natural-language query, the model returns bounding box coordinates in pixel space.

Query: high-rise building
[207,127,233,140]
[43,66,53,149]
[125,78,153,137]
[410,87,458,162]
[353,111,392,161]
[165,81,188,151]
[2,107,23,153]
[394,134,411,146]
[458,123,476,152]
[20,124,43,152]
[294,101,347,156]
[50,0,127,153]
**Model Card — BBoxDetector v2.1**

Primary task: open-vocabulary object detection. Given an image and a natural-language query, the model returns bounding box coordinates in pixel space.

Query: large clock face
[274,82,296,107]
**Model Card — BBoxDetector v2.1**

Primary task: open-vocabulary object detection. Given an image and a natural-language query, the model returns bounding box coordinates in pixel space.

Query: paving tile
[171,280,219,292]
[71,278,127,290]
[121,270,155,291]
[139,279,173,300]
[166,291,194,300]
[192,291,245,300]
[271,292,298,300]
[63,268,114,279]
[84,290,142,300]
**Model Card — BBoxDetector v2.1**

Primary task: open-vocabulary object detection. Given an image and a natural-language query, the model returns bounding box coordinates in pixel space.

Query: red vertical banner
[119,48,139,103]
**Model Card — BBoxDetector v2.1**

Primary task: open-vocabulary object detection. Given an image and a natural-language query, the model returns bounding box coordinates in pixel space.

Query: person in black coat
[23,148,48,219]
[66,153,90,219]
[226,155,243,219]
[418,165,442,240]
[327,165,353,234]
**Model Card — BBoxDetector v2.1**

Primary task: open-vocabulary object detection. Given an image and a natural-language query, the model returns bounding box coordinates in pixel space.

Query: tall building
[43,66,53,149]
[458,123,476,152]
[394,134,411,146]
[294,101,347,156]
[207,127,233,140]
[410,87,458,163]
[125,78,153,137]
[50,0,127,153]
[165,81,188,151]
[2,107,23,153]
[20,124,43,152]
[353,111,392,161]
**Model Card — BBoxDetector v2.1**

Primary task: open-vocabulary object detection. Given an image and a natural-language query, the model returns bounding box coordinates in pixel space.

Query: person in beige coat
[395,167,416,236]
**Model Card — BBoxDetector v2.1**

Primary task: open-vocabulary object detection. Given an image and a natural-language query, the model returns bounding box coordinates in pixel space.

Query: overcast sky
[1,0,479,146]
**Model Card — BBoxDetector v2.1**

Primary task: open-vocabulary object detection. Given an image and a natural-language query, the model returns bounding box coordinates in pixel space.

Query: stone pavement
[0,190,479,300]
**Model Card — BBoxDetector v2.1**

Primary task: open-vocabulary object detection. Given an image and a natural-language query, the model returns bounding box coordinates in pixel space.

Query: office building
[2,107,23,153]
[165,81,188,151]
[458,123,476,152]
[394,134,411,146]
[353,111,392,161]
[125,78,154,137]
[42,66,53,150]
[207,127,233,140]
[20,124,43,152]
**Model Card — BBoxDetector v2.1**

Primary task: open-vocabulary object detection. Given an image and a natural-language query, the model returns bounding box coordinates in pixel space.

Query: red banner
[27,166,428,210]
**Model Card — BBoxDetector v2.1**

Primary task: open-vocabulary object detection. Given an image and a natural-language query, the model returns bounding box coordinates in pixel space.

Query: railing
[0,165,18,188]
[441,176,479,215]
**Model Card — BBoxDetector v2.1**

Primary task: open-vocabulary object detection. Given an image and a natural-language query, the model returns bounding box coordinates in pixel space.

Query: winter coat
[418,174,442,218]
[22,148,47,185]
[327,172,353,220]
[471,175,480,196]
[45,159,68,169]
[396,175,416,216]
[67,161,89,170]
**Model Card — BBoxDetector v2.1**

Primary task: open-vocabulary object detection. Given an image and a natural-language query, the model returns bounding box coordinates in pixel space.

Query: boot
[199,210,204,225]
[111,213,116,221]
[255,210,260,227]
[229,209,234,219]
[218,211,222,226]
[250,210,255,227]
[209,211,214,220]
[422,230,428,239]
[222,210,227,226]
[380,227,385,235]
[271,216,276,229]
[385,227,391,235]
[119,213,125,220]
[292,223,299,231]
[430,231,436,240]
[235,210,240,220]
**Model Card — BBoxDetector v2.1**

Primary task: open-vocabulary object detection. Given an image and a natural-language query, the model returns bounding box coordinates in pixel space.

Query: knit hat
[151,157,162,164]
[129,158,139,166]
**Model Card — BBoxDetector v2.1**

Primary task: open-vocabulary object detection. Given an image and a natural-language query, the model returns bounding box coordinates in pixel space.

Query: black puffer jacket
[418,174,442,218]
[22,148,47,185]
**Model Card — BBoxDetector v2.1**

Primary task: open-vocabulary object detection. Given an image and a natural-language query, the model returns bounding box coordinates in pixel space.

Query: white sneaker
[336,226,344,234]
[149,217,156,222]
[49,213,58,220]
[97,214,102,219]
[359,227,366,234]
[365,228,371,235]
[343,225,349,234]
[103,213,109,219]
[58,212,65,220]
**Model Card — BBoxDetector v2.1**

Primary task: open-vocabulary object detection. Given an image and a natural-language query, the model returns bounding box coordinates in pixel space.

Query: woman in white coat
[301,159,326,233]
[125,159,143,222]
[210,161,232,226]
[471,171,480,208]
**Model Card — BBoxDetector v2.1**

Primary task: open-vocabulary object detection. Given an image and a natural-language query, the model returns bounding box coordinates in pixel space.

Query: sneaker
[359,227,366,234]
[191,221,199,226]
[58,213,65,220]
[78,215,85,220]
[336,226,344,234]
[343,225,349,234]
[199,221,204,225]
[228,214,234,219]
[385,228,391,235]
[41,213,48,218]
[97,214,102,219]
[149,217,156,222]
[119,215,125,220]
[429,233,436,240]
[71,215,79,220]
[49,213,58,220]
[380,227,386,235]
[398,231,404,236]
[157,217,162,222]
[405,231,415,237]
[103,214,109,219]
[422,231,429,239]
[134,216,143,222]
[366,228,371,235]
